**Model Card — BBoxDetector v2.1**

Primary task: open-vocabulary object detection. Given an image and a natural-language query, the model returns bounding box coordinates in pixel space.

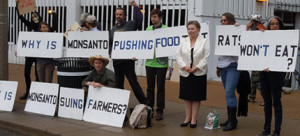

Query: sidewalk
[1,64,300,136]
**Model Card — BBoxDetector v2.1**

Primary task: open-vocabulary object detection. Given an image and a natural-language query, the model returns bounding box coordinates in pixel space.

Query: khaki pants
[37,62,55,83]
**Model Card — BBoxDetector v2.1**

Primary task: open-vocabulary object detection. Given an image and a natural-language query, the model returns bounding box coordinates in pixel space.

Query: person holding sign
[109,0,146,104]
[82,15,99,32]
[217,12,240,131]
[80,13,102,31]
[145,9,168,121]
[36,22,56,83]
[256,16,285,136]
[246,14,267,106]
[82,55,115,93]
[176,21,210,128]
[16,0,58,100]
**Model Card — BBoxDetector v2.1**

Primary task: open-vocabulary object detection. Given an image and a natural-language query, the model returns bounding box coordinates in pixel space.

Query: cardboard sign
[238,30,299,72]
[215,25,246,56]
[24,82,59,116]
[17,32,63,58]
[17,0,36,15]
[0,81,18,112]
[64,21,81,38]
[111,31,154,59]
[58,87,84,120]
[83,87,130,128]
[156,23,210,57]
[66,31,109,58]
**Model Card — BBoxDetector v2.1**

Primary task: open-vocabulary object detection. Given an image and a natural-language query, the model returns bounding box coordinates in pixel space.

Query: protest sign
[0,81,18,112]
[66,31,109,58]
[17,32,63,58]
[58,87,84,120]
[154,26,186,57]
[111,31,154,59]
[64,21,81,38]
[155,23,210,57]
[83,87,130,128]
[238,30,299,72]
[24,82,59,116]
[215,25,246,56]
[17,0,36,15]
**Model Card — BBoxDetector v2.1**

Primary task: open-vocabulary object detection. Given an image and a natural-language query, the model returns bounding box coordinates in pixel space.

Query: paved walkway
[0,64,300,136]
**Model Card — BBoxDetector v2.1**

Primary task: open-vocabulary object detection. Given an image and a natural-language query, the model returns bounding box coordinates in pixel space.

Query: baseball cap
[86,15,97,23]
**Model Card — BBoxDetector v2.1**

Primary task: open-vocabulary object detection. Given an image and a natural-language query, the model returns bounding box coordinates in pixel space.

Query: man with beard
[109,0,146,104]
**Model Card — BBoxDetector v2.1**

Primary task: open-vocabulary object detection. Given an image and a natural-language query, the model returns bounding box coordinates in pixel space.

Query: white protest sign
[156,23,210,57]
[66,31,109,58]
[64,21,81,38]
[155,26,186,57]
[111,31,154,59]
[83,87,130,128]
[17,32,63,58]
[25,82,59,116]
[215,25,246,56]
[238,30,299,72]
[0,81,18,112]
[58,87,84,120]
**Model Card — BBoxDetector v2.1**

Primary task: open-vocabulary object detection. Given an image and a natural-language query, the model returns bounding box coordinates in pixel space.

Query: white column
[65,0,81,29]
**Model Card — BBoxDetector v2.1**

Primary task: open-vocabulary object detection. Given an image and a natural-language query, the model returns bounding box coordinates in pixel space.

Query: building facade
[7,0,300,85]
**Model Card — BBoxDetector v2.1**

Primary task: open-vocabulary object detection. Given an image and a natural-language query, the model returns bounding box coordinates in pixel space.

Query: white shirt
[217,56,238,68]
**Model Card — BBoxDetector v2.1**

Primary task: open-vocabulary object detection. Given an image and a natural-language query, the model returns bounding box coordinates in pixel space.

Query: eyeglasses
[220,19,227,23]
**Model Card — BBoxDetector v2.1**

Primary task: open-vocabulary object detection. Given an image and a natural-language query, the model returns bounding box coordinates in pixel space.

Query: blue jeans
[220,63,240,107]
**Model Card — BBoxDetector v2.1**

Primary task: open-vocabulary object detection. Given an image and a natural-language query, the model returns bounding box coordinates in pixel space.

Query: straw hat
[88,55,109,67]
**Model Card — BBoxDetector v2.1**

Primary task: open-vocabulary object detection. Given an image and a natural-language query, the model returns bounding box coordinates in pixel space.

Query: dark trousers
[260,71,285,134]
[146,66,168,113]
[24,57,39,93]
[113,61,146,104]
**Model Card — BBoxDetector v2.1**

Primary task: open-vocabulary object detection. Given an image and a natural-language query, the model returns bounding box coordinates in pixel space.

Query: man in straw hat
[82,55,115,92]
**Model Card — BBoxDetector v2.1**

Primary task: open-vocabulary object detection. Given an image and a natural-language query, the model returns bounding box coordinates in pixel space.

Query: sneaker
[156,112,163,121]
[257,131,271,136]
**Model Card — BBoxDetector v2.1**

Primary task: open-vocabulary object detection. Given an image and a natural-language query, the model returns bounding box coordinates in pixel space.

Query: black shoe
[19,93,28,100]
[190,120,197,128]
[180,121,190,127]
[156,112,163,121]
[256,131,271,136]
